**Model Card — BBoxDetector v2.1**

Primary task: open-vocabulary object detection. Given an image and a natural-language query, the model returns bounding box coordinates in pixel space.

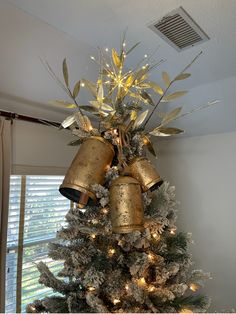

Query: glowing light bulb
[125,284,129,290]
[138,277,146,285]
[170,228,176,235]
[113,299,120,305]
[105,47,109,52]
[144,54,148,58]
[113,129,118,135]
[88,287,95,291]
[148,253,154,260]
[152,233,158,239]
[101,207,108,214]
[123,54,126,58]
[180,308,193,314]
[91,234,96,239]
[189,283,199,292]
[90,56,95,60]
[106,63,110,67]
[142,66,146,69]
[81,82,85,87]
[148,285,155,292]
[143,137,149,145]
[108,248,115,255]
[122,42,126,47]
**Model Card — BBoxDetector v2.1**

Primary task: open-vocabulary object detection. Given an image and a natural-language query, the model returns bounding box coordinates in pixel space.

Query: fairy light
[90,56,95,60]
[148,253,154,260]
[137,277,146,286]
[123,54,126,58]
[142,66,146,69]
[113,129,118,135]
[170,228,176,235]
[122,42,126,47]
[152,233,159,239]
[101,207,108,214]
[106,63,110,67]
[180,308,193,313]
[113,299,120,305]
[105,47,109,52]
[88,125,93,131]
[125,284,129,290]
[144,54,148,58]
[143,137,149,145]
[81,82,85,87]
[148,285,155,292]
[91,234,96,239]
[189,283,200,292]
[88,287,96,291]
[108,248,115,256]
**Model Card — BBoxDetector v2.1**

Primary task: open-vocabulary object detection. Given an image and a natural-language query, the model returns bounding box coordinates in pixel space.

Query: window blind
[6,175,70,313]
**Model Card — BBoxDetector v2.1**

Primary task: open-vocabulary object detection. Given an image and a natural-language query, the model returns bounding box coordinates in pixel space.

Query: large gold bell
[110,176,144,233]
[59,137,114,206]
[129,157,163,192]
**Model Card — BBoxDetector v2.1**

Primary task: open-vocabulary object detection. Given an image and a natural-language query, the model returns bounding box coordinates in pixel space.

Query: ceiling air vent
[148,7,209,51]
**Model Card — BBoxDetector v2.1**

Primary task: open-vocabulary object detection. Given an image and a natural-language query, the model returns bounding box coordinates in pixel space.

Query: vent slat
[148,6,209,51]
[158,23,196,35]
[170,33,201,45]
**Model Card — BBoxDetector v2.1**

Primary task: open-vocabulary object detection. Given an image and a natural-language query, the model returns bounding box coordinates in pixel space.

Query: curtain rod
[0,109,61,128]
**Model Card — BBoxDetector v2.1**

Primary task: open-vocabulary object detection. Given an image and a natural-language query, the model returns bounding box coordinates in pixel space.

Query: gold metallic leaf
[125,75,134,88]
[126,42,140,55]
[62,58,69,87]
[89,101,113,112]
[133,110,149,129]
[149,127,184,137]
[138,83,152,89]
[48,100,77,109]
[130,110,137,121]
[97,83,104,102]
[162,91,188,102]
[174,73,191,81]
[61,114,76,128]
[112,48,121,68]
[143,136,157,157]
[161,107,182,125]
[140,91,154,105]
[82,79,97,98]
[149,82,164,95]
[162,71,171,87]
[73,81,80,98]
[80,105,99,113]
[135,68,148,81]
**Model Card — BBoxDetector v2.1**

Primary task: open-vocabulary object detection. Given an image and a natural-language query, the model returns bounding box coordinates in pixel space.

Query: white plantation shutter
[6,175,70,313]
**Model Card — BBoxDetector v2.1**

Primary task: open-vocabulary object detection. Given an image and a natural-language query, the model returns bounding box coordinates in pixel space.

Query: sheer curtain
[0,117,12,313]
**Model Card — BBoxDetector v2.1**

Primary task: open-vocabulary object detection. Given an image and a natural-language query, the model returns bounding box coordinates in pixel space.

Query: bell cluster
[59,136,163,233]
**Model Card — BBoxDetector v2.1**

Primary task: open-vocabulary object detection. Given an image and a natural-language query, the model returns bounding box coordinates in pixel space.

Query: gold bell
[59,137,114,206]
[110,176,144,233]
[129,157,163,192]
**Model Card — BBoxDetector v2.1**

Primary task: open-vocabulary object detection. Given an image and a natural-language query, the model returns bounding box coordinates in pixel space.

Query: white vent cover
[148,7,209,51]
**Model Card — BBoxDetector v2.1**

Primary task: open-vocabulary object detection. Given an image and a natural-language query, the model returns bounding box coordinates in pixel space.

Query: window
[5,175,70,313]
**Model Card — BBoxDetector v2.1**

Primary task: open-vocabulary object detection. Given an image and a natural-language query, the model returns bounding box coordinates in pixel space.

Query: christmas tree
[27,37,216,313]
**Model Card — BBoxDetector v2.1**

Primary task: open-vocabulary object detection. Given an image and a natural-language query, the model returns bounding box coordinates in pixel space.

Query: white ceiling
[1,0,236,136]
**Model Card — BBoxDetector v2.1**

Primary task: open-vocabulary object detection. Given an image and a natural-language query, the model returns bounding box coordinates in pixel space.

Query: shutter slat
[6,175,69,312]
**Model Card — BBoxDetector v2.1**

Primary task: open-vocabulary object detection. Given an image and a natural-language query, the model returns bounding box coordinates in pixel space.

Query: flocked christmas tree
[27,36,217,313]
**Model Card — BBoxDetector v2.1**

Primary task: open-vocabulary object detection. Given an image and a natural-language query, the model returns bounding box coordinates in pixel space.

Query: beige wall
[151,132,236,311]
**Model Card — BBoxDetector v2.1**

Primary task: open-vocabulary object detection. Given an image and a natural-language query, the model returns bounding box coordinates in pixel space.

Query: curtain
[0,117,12,313]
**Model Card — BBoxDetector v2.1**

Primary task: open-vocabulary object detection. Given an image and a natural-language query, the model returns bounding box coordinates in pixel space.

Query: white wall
[12,120,77,174]
[151,132,236,311]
